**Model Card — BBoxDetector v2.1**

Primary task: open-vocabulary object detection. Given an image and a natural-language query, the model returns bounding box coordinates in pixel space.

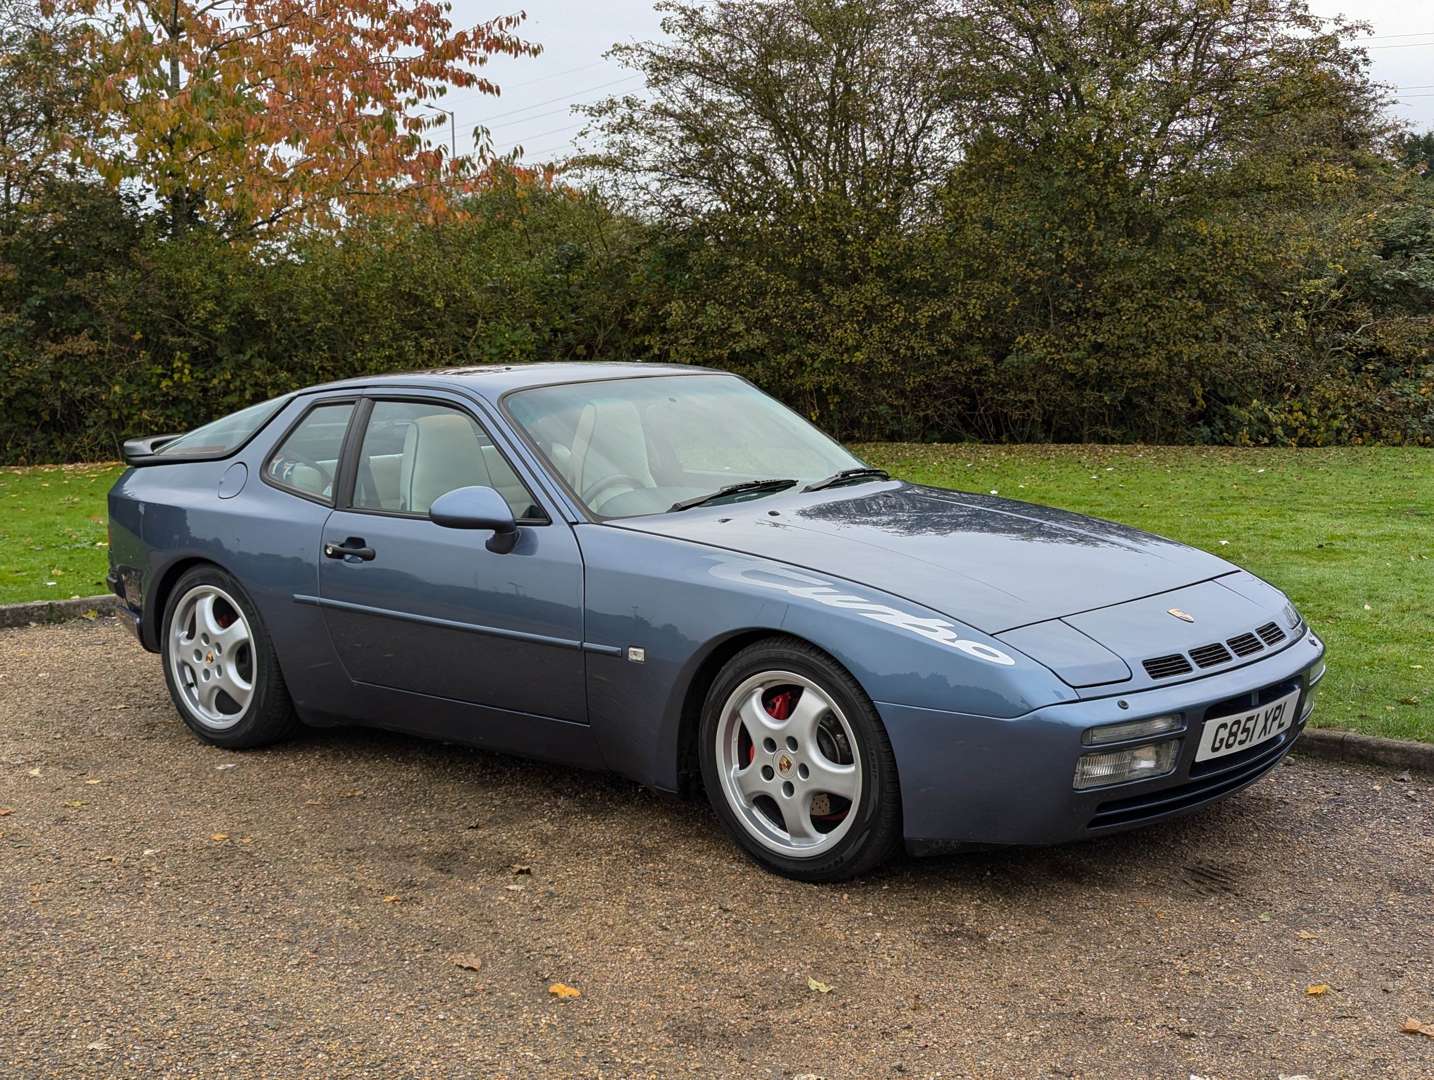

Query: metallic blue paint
[108,363,1326,850]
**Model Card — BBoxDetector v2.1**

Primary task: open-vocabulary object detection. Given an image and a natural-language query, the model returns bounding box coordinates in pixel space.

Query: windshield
[506,374,864,518]
[156,395,290,457]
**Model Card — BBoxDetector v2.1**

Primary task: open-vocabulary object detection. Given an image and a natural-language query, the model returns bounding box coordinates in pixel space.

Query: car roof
[302,362,719,402]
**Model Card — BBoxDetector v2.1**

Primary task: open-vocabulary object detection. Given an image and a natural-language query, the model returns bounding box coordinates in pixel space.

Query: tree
[1400,131,1434,180]
[62,0,541,233]
[578,0,965,225]
[0,0,92,221]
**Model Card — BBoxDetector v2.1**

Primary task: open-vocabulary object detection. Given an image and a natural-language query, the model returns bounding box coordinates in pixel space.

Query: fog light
[1082,713,1183,746]
[1074,740,1180,790]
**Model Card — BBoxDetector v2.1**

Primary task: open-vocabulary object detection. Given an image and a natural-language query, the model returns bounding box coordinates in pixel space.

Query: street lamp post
[424,105,457,159]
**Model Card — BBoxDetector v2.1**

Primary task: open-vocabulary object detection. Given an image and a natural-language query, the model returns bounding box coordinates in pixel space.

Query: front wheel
[161,566,299,749]
[698,638,902,882]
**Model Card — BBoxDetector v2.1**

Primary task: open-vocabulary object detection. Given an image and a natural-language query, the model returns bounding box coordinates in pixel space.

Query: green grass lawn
[859,444,1432,744]
[0,463,125,605]
[2,447,1429,742]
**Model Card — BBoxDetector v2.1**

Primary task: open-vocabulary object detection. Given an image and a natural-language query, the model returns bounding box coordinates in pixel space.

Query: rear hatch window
[156,396,290,457]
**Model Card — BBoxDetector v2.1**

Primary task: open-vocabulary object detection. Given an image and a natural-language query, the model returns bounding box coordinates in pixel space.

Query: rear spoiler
[121,434,184,466]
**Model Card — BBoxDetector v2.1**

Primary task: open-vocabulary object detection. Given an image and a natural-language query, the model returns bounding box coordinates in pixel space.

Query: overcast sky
[439,0,1434,164]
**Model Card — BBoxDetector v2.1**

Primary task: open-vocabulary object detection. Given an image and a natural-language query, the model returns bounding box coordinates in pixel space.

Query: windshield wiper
[802,467,891,493]
[668,479,798,512]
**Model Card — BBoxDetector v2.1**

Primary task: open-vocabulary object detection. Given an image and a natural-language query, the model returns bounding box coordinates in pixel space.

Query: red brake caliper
[748,689,795,764]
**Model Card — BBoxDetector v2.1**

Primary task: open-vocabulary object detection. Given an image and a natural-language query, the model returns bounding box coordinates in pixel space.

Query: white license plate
[1195,688,1301,762]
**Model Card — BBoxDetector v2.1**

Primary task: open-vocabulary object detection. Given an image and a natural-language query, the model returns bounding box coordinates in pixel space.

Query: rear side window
[156,395,289,457]
[265,402,355,503]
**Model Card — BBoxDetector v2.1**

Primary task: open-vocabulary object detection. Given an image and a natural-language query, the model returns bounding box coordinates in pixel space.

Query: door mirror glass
[428,485,519,552]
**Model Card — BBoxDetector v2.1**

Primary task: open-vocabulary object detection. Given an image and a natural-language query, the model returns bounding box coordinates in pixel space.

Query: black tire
[159,565,299,749]
[698,637,902,882]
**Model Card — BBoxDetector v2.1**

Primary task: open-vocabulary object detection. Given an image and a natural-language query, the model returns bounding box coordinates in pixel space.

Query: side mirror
[428,485,519,553]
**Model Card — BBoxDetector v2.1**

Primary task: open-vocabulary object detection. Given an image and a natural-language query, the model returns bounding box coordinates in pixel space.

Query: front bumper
[881,627,1326,853]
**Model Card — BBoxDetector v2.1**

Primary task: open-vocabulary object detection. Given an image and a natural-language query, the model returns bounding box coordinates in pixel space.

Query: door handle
[324,537,375,561]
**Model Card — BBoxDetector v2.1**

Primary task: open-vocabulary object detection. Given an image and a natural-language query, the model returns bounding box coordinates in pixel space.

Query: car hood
[611,482,1236,634]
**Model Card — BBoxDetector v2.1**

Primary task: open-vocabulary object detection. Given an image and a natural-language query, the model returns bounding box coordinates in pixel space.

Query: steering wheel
[583,474,646,514]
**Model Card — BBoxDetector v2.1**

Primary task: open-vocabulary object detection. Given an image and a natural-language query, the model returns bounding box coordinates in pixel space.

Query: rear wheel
[161,566,298,748]
[699,638,902,882]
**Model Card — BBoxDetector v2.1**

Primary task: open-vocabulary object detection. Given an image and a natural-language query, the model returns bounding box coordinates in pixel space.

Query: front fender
[575,525,1074,792]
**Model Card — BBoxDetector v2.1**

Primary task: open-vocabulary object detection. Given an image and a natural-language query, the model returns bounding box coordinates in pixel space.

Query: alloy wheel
[168,584,256,729]
[714,670,863,858]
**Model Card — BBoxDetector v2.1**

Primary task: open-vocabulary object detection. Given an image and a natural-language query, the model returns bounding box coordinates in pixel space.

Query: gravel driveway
[2,618,1431,1079]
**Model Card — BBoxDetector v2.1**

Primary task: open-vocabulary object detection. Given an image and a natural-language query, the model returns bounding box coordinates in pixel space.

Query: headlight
[1074,740,1181,790]
[1082,713,1183,746]
[1283,601,1301,629]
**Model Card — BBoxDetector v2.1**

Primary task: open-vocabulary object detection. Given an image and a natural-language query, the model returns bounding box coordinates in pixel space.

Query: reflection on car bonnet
[709,563,1017,666]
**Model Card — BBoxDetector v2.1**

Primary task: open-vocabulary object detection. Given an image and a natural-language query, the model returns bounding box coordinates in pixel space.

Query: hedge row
[1,173,1431,464]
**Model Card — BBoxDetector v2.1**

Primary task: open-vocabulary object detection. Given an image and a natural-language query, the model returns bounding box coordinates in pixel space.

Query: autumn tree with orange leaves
[56,0,539,233]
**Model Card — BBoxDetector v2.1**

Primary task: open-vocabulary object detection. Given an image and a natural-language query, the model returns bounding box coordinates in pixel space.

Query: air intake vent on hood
[1144,654,1193,679]
[1256,622,1286,646]
[1190,642,1233,669]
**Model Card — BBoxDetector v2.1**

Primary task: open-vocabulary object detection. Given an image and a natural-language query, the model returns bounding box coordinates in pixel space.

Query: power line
[452,73,641,129]
[1367,40,1434,49]
[503,121,587,151]
[485,103,584,132]
[1361,30,1434,41]
[498,59,608,91]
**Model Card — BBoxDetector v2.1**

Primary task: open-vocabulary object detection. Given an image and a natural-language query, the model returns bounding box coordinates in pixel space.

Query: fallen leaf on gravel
[85,1041,108,1051]
[1296,930,1319,940]
[84,778,101,785]
[1403,1018,1434,1037]
[548,982,581,999]
[505,883,525,892]
[0,808,12,817]
[80,609,98,620]
[142,849,159,857]
[382,895,401,903]
[26,768,40,777]
[1306,984,1330,996]
[452,955,482,972]
[806,977,834,994]
[209,833,229,842]
[1258,912,1272,922]
[62,800,84,808]
[510,864,532,875]
[215,763,238,771]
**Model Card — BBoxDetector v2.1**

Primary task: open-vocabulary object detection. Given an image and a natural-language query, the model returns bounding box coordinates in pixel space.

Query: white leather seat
[395,412,533,518]
[399,413,493,515]
[568,400,655,500]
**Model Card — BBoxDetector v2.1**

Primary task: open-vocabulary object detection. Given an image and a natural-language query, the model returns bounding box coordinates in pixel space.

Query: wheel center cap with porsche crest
[1167,608,1196,623]
[777,754,794,775]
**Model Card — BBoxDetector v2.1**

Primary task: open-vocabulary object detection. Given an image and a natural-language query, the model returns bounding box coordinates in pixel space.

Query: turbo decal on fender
[711,564,1017,666]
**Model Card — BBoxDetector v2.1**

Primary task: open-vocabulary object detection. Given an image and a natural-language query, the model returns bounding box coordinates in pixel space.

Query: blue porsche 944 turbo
[107,364,1326,880]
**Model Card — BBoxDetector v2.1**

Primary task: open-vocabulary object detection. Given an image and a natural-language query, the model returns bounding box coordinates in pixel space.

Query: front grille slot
[1144,654,1193,679]
[1256,622,1286,646]
[1190,642,1233,668]
[1141,619,1293,679]
[1227,632,1264,657]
